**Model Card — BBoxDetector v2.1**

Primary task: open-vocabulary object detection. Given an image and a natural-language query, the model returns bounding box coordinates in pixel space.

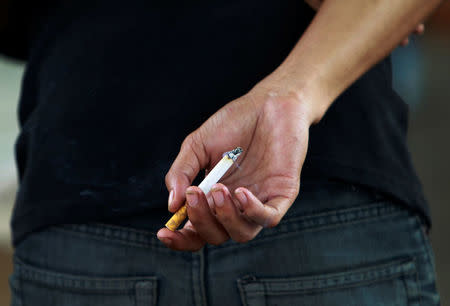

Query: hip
[10,200,440,305]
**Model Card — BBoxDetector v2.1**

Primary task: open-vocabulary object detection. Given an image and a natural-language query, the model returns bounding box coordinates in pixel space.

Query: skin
[157,0,442,251]
[304,0,425,46]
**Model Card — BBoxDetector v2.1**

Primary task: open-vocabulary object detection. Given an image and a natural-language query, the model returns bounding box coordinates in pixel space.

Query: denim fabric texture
[9,181,440,306]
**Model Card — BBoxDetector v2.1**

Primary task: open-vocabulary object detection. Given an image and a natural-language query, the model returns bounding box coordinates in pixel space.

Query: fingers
[158,186,230,251]
[234,187,292,228]
[159,185,295,251]
[165,133,209,212]
[211,184,262,243]
[156,221,206,251]
[185,186,230,245]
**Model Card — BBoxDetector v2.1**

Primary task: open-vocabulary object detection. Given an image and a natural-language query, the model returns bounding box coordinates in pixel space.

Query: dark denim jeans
[9,181,440,305]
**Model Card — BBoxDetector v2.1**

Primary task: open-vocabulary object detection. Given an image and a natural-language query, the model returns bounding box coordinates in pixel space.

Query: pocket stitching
[238,257,416,297]
[213,203,407,251]
[14,258,158,294]
[50,227,172,253]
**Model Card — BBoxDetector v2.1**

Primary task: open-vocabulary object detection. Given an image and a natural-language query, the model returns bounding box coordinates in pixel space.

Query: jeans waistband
[51,201,409,252]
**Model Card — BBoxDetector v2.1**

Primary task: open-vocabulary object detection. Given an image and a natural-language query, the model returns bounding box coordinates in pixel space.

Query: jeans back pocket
[237,258,420,306]
[10,259,158,306]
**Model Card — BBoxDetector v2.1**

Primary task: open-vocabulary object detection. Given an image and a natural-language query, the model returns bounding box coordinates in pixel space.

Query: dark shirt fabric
[5,0,430,246]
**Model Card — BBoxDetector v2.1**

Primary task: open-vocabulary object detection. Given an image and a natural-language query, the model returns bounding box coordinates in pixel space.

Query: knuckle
[242,205,259,219]
[289,180,301,196]
[183,163,198,181]
[164,173,172,186]
[181,133,195,149]
[189,216,206,229]
[183,132,202,150]
[266,215,282,228]
[216,212,233,225]
[242,209,258,222]
[290,186,300,200]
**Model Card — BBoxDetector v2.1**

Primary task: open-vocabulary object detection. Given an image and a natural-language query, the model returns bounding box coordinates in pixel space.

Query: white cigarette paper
[165,147,243,231]
[199,147,243,194]
[199,157,233,194]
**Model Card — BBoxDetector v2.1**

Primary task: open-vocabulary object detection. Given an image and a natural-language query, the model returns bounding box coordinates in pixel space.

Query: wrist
[252,69,333,125]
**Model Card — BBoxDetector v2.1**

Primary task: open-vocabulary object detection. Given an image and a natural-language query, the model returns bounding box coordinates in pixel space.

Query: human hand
[303,0,425,47]
[157,82,314,251]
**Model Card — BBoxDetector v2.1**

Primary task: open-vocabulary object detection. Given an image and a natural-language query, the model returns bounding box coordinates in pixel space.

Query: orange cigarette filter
[165,205,187,231]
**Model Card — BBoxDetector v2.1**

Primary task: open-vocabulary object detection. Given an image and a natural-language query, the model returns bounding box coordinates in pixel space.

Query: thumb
[165,132,209,212]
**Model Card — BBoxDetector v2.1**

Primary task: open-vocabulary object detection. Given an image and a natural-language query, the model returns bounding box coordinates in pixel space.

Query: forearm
[266,0,442,123]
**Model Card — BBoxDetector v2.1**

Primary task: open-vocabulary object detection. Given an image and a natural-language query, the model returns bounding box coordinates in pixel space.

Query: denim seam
[14,258,158,293]
[210,208,407,252]
[415,258,422,306]
[18,274,24,306]
[413,215,433,272]
[199,249,208,306]
[259,211,405,244]
[53,223,165,251]
[50,227,190,257]
[49,227,167,250]
[50,223,159,240]
[399,257,421,306]
[245,275,411,296]
[9,273,23,306]
[259,258,415,284]
[50,203,405,253]
[135,281,158,306]
[412,215,441,305]
[60,223,161,244]
[247,258,414,287]
[240,258,416,296]
[282,202,403,224]
[191,253,197,306]
[237,278,251,306]
[412,217,427,306]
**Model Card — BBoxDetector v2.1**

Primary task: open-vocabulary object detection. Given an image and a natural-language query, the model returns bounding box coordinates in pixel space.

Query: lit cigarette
[165,147,243,231]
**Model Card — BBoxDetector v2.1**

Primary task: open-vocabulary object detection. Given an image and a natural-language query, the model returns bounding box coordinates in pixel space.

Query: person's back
[4,0,441,305]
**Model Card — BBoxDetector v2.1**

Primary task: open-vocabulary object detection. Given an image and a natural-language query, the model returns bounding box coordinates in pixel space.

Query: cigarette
[165,147,243,231]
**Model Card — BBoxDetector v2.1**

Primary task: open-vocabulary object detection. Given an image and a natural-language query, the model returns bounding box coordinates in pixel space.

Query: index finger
[165,133,209,212]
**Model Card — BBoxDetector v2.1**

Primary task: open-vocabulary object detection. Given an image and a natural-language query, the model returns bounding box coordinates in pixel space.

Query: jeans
[9,181,440,306]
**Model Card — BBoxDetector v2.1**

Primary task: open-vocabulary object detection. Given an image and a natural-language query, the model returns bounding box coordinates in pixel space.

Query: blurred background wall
[0,54,22,306]
[0,3,449,306]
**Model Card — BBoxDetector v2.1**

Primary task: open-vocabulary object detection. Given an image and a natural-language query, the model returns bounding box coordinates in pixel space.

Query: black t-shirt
[6,0,429,246]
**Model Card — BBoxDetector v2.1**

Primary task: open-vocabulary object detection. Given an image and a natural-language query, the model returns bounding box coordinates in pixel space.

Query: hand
[157,83,313,251]
[304,0,425,47]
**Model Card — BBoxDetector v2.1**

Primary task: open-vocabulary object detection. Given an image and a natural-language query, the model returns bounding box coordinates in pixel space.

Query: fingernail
[235,189,247,205]
[168,190,174,209]
[186,188,198,207]
[212,188,224,207]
